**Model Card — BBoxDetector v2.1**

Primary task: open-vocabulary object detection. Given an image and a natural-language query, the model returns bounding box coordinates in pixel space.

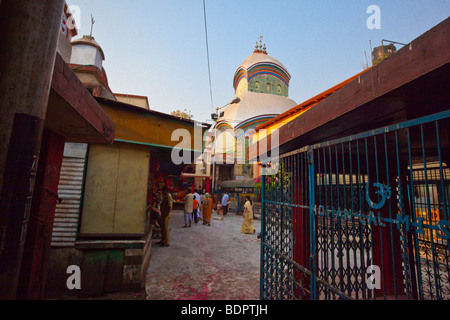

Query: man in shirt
[221,191,230,219]
[159,186,173,247]
[183,189,194,228]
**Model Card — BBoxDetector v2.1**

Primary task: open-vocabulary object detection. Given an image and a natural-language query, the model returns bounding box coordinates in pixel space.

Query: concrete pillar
[0,0,65,299]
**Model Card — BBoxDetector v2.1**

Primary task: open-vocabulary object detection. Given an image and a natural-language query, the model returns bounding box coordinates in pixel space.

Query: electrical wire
[203,0,214,113]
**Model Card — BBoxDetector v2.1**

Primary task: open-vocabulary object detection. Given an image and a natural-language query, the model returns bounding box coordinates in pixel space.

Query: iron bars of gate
[260,109,450,300]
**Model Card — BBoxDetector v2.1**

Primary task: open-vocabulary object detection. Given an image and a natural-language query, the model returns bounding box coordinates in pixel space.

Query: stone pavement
[145,210,261,300]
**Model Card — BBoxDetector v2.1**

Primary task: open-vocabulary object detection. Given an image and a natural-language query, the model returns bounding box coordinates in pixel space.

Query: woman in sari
[202,193,213,226]
[241,195,256,234]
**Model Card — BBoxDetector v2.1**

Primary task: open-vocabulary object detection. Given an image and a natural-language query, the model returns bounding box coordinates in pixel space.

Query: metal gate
[260,110,450,300]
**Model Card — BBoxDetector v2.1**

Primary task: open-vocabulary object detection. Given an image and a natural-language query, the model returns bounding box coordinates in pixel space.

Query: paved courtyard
[145,210,261,300]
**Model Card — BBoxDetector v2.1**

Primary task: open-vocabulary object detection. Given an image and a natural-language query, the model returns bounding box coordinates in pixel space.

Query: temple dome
[239,52,290,76]
[217,43,297,131]
[233,46,292,98]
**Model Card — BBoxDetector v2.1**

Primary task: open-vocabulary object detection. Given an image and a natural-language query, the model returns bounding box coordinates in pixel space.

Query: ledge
[45,53,115,144]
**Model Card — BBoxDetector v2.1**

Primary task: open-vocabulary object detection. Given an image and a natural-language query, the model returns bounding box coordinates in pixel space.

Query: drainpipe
[0,0,65,299]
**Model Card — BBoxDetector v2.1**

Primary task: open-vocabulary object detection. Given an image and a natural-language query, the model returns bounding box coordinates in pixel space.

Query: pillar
[0,0,65,299]
[17,130,65,300]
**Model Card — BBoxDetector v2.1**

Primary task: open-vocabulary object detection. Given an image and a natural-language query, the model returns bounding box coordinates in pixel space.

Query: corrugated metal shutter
[51,143,87,247]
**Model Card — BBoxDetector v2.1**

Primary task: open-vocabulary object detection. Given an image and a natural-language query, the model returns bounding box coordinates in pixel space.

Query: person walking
[194,189,202,221]
[202,193,213,226]
[221,190,230,220]
[192,196,199,224]
[241,195,256,234]
[183,189,194,228]
[159,186,173,247]
[200,192,205,220]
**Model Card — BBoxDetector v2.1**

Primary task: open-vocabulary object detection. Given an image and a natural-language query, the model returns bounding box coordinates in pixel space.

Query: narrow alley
[145,210,261,300]
[1,0,448,305]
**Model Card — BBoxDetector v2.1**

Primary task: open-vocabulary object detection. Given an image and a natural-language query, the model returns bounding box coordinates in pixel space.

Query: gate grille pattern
[261,151,311,300]
[261,110,450,300]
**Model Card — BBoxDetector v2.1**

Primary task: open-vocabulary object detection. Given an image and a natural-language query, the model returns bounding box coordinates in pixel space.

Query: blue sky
[67,1,450,123]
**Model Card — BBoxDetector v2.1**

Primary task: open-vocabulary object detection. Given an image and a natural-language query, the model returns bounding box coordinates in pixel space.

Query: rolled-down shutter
[51,143,88,247]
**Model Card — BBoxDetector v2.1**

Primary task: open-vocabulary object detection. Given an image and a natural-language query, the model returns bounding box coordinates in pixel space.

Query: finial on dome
[254,36,267,54]
[89,14,95,38]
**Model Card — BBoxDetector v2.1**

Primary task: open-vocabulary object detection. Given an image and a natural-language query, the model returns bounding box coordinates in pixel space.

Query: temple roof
[71,35,105,60]
[239,51,290,75]
[233,45,292,92]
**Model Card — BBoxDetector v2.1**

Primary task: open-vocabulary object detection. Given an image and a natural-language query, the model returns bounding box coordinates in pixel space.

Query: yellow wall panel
[80,142,150,235]
[113,143,149,234]
[80,144,119,234]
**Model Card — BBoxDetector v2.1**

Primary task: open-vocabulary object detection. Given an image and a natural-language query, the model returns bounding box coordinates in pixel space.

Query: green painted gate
[261,110,450,300]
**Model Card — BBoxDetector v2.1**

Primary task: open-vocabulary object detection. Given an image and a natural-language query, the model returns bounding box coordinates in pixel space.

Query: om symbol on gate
[366,183,391,210]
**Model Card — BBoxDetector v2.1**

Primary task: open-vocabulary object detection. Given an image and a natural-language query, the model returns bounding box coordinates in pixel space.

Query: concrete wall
[0,0,66,299]
[57,32,72,63]
[45,247,83,298]
[45,241,145,298]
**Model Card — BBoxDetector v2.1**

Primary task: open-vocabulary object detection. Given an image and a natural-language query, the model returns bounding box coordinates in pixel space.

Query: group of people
[184,189,256,234]
[182,189,213,227]
[147,188,256,248]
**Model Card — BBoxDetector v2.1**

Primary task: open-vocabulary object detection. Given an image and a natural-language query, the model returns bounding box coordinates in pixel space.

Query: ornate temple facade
[212,40,297,186]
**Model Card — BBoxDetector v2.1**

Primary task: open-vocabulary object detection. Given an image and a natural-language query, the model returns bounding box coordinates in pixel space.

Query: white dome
[218,91,298,128]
